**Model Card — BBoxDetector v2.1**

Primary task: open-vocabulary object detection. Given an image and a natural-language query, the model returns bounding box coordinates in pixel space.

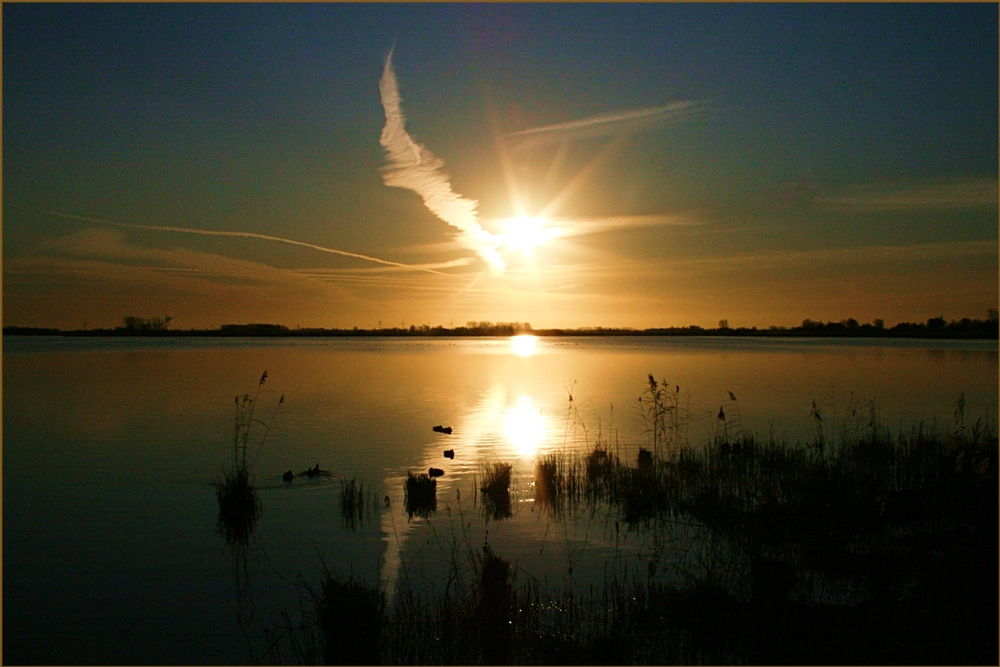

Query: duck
[283,470,294,482]
[443,449,455,459]
[428,467,445,478]
[432,425,453,434]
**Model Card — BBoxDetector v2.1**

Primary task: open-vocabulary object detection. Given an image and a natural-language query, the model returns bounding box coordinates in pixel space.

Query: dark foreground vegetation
[5,310,999,339]
[253,382,996,665]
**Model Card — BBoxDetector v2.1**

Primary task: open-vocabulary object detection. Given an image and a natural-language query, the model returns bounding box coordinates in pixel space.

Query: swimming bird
[428,467,445,477]
[443,449,455,459]
[433,425,453,434]
[283,470,294,482]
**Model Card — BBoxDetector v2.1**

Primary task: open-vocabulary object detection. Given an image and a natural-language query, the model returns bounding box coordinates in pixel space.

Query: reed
[404,472,437,520]
[214,370,283,546]
[314,572,385,665]
[479,461,513,521]
[533,453,563,516]
[214,464,262,545]
[254,382,996,665]
[340,476,381,531]
[638,374,690,458]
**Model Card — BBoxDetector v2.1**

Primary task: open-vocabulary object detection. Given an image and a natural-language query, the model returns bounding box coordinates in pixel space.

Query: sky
[3,3,997,330]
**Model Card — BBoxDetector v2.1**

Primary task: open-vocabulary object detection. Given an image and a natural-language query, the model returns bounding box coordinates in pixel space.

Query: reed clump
[476,544,515,664]
[314,573,385,665]
[480,461,513,521]
[215,464,262,545]
[255,382,996,665]
[533,454,564,516]
[404,472,437,520]
[214,370,282,545]
[340,476,381,531]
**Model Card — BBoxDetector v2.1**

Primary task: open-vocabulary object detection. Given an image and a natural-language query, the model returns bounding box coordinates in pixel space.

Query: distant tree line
[118,315,172,332]
[3,313,997,339]
[789,311,998,339]
[219,323,290,336]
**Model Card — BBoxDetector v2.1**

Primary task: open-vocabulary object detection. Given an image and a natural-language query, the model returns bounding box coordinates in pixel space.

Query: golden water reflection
[457,385,562,462]
[503,395,547,457]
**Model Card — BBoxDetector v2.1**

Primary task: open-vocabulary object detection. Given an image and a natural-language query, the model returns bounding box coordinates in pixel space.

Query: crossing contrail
[378,49,506,273]
[42,210,462,277]
[506,101,704,151]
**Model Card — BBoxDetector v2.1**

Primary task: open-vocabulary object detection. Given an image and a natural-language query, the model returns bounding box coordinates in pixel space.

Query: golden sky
[4,4,997,330]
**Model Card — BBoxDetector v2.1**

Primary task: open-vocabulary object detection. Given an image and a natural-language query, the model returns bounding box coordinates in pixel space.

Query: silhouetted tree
[119,315,172,332]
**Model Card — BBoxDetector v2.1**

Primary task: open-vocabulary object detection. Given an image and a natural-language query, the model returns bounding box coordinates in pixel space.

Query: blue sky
[4,3,997,329]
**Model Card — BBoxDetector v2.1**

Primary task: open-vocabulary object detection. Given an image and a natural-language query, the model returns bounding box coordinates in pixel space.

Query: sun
[498,215,561,257]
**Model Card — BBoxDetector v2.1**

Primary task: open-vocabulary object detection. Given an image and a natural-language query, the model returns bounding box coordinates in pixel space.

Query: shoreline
[4,324,998,340]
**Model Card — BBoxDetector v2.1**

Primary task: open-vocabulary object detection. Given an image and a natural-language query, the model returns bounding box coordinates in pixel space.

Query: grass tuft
[213,371,282,546]
[404,472,437,520]
[340,476,380,531]
[314,573,385,665]
[214,465,262,545]
[480,461,513,521]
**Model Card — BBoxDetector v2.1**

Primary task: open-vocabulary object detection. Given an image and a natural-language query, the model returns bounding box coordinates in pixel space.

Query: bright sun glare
[499,216,560,256]
[511,334,538,356]
[503,395,547,457]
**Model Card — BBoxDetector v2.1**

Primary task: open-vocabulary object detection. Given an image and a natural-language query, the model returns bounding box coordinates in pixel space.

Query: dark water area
[3,335,997,664]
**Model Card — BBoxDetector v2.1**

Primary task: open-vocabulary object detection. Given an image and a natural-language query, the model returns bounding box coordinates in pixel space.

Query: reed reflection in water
[379,373,568,604]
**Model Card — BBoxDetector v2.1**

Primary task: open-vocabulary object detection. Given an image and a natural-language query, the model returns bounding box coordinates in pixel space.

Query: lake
[3,335,996,664]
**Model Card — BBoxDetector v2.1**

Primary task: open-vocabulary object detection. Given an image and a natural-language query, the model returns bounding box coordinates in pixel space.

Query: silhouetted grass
[214,371,282,546]
[480,462,513,521]
[533,454,563,516]
[340,476,380,531]
[215,464,262,545]
[314,573,385,664]
[405,472,437,520]
[254,384,996,665]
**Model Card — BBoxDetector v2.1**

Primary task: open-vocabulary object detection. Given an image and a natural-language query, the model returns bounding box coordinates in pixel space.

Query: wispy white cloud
[505,102,704,151]
[378,49,506,273]
[2,228,381,328]
[43,210,459,277]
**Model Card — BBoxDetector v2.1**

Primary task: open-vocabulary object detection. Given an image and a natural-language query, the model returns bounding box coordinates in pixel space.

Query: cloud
[3,228,381,328]
[43,210,459,277]
[505,101,704,151]
[538,212,707,239]
[816,177,999,211]
[378,49,506,273]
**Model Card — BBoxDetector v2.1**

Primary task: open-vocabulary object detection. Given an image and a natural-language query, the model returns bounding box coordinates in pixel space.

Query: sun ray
[539,133,631,220]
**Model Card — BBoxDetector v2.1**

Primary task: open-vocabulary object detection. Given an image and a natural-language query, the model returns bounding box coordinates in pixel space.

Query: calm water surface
[4,335,996,664]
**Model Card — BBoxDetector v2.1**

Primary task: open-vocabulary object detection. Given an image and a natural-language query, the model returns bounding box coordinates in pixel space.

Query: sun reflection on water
[511,335,538,356]
[503,395,547,457]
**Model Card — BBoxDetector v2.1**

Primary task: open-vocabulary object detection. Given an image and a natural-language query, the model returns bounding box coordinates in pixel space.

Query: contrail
[378,49,506,273]
[43,210,461,277]
[506,101,704,151]
[544,213,706,238]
